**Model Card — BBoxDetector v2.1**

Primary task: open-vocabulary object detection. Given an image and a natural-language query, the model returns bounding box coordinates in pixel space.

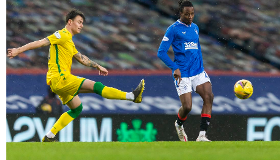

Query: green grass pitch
[6,141,280,160]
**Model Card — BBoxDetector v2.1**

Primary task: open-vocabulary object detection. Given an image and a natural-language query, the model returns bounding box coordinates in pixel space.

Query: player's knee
[93,82,105,95]
[67,103,83,118]
[182,103,192,114]
[203,93,214,104]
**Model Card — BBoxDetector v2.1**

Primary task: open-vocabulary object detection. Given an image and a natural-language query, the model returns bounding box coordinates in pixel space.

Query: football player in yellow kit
[7,9,145,142]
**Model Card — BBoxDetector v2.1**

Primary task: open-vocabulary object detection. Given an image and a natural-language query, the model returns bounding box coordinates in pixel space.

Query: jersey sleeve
[157,26,179,71]
[73,45,78,56]
[197,26,201,53]
[47,30,69,45]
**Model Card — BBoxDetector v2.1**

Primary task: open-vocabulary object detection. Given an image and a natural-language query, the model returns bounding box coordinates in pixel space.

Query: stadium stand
[6,0,279,72]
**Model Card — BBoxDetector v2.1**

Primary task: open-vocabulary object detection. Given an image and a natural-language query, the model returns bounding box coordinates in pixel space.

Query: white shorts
[174,71,211,96]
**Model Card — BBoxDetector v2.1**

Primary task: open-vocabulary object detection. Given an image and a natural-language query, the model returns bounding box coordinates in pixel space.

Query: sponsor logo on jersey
[162,36,169,41]
[182,31,186,34]
[184,42,198,50]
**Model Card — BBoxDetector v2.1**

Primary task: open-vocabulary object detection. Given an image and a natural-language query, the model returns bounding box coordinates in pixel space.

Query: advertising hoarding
[6,114,280,142]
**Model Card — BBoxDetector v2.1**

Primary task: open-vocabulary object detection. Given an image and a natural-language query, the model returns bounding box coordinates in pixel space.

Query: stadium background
[6,0,280,142]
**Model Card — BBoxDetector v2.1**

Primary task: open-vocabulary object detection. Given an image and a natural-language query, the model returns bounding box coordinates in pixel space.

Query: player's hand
[97,65,108,76]
[7,48,20,59]
[174,68,182,85]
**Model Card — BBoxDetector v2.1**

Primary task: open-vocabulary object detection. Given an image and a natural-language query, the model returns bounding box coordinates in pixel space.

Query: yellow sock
[50,112,74,135]
[101,86,126,100]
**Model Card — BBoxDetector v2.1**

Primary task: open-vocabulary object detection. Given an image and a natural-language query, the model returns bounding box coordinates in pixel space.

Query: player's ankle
[46,131,55,138]
[126,92,134,101]
[199,131,206,136]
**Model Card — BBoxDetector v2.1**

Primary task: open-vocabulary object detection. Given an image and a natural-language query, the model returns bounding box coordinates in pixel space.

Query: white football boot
[196,133,211,142]
[174,120,188,142]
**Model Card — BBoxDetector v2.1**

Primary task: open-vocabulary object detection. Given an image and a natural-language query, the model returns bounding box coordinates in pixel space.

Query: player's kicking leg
[195,82,214,142]
[79,79,145,103]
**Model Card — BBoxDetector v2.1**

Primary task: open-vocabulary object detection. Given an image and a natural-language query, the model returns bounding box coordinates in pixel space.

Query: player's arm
[157,27,179,71]
[157,26,182,84]
[7,38,50,59]
[73,52,108,76]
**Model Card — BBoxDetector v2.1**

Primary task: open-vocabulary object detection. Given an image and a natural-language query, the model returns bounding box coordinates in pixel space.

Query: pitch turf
[6,141,280,160]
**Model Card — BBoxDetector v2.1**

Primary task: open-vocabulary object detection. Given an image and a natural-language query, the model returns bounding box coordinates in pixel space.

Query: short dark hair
[178,0,193,13]
[65,9,86,23]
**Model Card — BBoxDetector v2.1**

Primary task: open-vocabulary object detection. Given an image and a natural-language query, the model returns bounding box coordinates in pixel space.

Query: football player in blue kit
[157,0,214,141]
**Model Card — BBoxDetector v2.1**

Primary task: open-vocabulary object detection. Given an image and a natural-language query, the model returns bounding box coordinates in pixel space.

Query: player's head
[178,0,194,25]
[65,9,85,35]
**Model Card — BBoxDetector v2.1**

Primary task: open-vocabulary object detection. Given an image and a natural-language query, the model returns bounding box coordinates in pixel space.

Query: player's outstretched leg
[81,79,145,103]
[97,79,145,103]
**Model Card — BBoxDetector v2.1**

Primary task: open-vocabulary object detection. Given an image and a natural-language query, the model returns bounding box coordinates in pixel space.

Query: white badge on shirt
[54,31,61,39]
[162,36,169,41]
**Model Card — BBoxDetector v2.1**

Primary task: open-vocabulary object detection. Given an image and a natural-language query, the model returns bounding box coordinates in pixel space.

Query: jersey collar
[63,28,72,37]
[177,20,192,27]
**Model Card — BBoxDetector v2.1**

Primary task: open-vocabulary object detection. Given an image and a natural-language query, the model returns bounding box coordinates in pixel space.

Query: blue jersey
[157,20,204,78]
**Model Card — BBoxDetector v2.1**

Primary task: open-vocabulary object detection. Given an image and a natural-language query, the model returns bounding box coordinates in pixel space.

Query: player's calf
[93,79,145,103]
[43,104,83,142]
